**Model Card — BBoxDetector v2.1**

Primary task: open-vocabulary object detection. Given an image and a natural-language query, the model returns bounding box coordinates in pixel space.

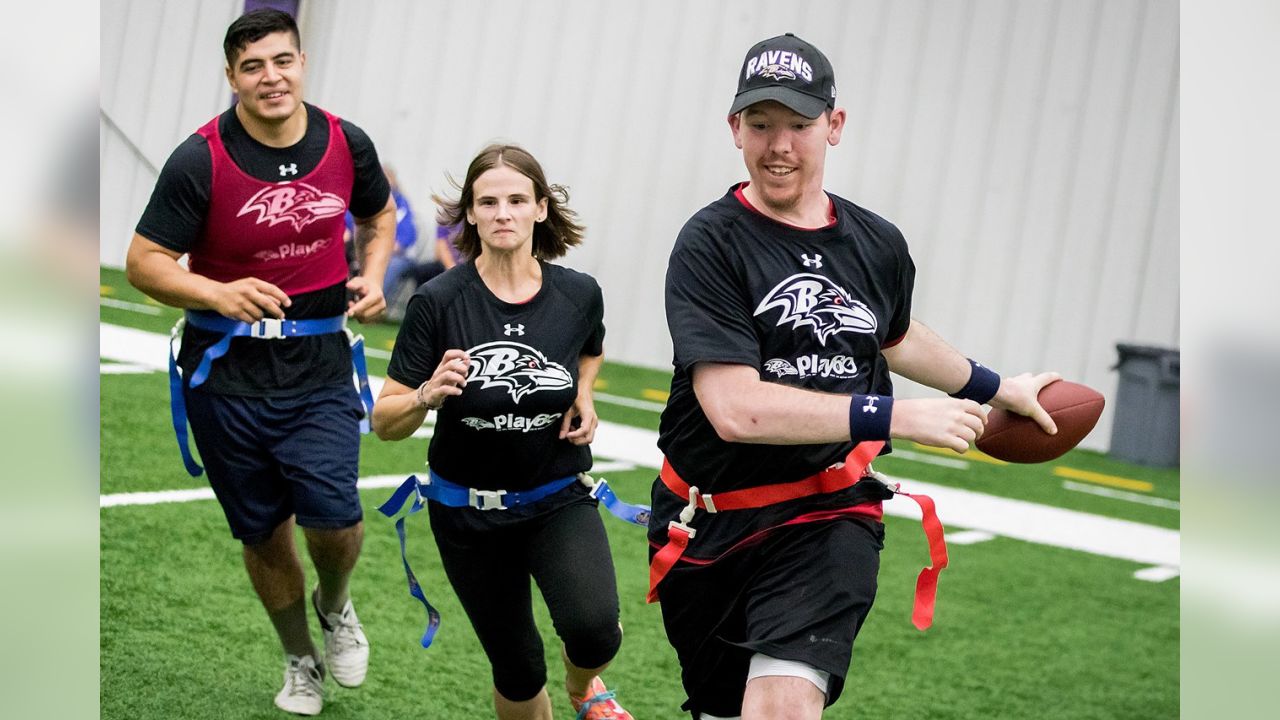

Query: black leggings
[431,499,623,701]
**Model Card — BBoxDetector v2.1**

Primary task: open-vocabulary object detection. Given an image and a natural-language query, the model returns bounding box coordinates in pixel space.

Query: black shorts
[185,383,364,544]
[656,517,885,718]
[429,488,623,701]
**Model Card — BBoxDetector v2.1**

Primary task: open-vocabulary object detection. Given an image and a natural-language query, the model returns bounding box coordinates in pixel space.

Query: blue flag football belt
[376,471,650,649]
[167,310,376,477]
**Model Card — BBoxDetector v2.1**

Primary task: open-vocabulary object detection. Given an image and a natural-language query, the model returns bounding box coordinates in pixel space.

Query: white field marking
[889,449,970,470]
[589,460,637,474]
[101,297,162,315]
[102,487,215,507]
[100,324,1179,569]
[102,474,428,508]
[100,362,159,374]
[880,472,1179,567]
[945,529,996,545]
[595,391,666,413]
[364,346,392,360]
[1133,566,1180,582]
[1062,480,1181,510]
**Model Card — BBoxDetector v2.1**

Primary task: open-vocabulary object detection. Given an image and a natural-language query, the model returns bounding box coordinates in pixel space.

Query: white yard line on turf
[103,474,425,508]
[100,298,162,315]
[100,323,1180,572]
[1062,480,1181,510]
[1133,566,1181,582]
[594,392,666,413]
[889,449,970,470]
[945,530,996,545]
[100,362,159,374]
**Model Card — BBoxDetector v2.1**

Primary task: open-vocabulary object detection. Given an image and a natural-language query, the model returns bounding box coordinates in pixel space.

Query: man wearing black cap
[649,33,1058,719]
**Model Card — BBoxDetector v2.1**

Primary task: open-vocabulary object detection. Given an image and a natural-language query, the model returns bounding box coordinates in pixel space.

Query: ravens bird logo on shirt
[763,358,799,377]
[465,341,573,404]
[753,273,878,346]
[236,182,347,233]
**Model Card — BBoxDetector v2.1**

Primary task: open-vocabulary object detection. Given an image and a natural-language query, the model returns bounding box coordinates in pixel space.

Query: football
[975,380,1105,463]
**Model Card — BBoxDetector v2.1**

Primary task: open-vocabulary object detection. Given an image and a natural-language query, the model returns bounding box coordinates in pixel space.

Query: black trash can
[1109,343,1180,467]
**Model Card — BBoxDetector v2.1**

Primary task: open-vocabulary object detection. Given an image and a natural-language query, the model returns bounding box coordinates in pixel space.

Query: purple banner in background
[243,0,299,17]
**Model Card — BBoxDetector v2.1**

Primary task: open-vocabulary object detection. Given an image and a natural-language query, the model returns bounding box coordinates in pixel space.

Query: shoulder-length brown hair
[432,144,585,261]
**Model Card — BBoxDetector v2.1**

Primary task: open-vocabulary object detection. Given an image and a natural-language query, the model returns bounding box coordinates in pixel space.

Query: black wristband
[949,359,1001,404]
[849,394,893,443]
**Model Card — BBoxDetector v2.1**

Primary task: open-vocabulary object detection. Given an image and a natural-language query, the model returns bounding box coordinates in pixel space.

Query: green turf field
[100,267,1178,719]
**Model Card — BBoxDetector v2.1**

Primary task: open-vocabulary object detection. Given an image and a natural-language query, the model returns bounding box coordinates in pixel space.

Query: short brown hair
[434,144,585,261]
[224,9,300,66]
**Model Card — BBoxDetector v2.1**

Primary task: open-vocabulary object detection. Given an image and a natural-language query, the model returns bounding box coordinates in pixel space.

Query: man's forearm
[881,319,971,393]
[353,200,397,285]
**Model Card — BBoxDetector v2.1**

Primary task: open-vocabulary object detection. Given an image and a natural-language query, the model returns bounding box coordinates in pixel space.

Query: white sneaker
[313,590,370,687]
[274,654,324,716]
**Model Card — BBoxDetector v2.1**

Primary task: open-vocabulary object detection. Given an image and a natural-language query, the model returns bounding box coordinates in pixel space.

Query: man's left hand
[346,275,386,323]
[992,371,1062,435]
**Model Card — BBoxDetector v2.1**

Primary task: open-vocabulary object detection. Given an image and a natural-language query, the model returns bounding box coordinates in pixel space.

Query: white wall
[101,0,1179,450]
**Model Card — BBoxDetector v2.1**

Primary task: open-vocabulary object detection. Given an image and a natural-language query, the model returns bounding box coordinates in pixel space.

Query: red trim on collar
[733,182,837,230]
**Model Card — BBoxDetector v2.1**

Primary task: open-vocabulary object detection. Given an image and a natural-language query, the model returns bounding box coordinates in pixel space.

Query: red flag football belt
[648,440,950,631]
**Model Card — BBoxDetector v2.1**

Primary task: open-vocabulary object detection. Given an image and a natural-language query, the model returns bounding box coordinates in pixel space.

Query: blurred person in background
[434,207,466,271]
[346,170,465,322]
[123,9,393,715]
[372,143,633,720]
[378,164,420,299]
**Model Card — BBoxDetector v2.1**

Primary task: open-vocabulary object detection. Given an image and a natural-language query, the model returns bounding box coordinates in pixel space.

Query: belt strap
[377,470,647,652]
[182,311,348,387]
[899,489,948,630]
[659,440,884,513]
[376,477,442,649]
[580,474,652,526]
[167,311,373,476]
[647,441,952,630]
[421,470,578,510]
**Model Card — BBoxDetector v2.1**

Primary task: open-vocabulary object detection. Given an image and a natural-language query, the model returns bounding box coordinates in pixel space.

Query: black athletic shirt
[650,185,915,557]
[387,261,605,528]
[135,103,390,395]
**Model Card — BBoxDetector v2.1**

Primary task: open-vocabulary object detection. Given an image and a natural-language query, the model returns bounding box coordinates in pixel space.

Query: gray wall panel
[100,0,1179,450]
[101,0,239,264]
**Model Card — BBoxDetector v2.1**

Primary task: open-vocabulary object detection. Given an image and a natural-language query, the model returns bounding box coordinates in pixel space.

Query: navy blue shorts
[184,383,364,544]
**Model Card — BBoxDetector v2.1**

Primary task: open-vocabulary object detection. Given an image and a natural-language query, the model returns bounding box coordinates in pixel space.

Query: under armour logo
[862,396,879,414]
[278,163,298,177]
[503,324,525,336]
[802,253,823,269]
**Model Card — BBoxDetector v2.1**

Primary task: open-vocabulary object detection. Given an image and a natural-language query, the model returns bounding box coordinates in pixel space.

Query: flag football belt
[377,470,651,650]
[648,440,951,631]
[167,310,375,477]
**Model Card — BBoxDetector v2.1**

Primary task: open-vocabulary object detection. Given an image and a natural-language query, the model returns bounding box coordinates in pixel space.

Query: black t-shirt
[651,185,914,557]
[387,261,605,526]
[136,103,390,395]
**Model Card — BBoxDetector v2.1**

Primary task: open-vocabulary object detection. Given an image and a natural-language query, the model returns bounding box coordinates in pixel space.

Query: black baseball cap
[729,33,836,119]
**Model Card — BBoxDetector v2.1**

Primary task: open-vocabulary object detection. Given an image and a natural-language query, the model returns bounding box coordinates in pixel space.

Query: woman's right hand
[417,349,471,410]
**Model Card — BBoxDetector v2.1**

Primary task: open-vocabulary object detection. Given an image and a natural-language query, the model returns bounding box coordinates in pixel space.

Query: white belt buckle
[469,488,508,511]
[251,318,285,339]
[865,467,900,494]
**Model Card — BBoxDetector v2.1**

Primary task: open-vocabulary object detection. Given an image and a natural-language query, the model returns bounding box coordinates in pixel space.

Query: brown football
[975,380,1105,463]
